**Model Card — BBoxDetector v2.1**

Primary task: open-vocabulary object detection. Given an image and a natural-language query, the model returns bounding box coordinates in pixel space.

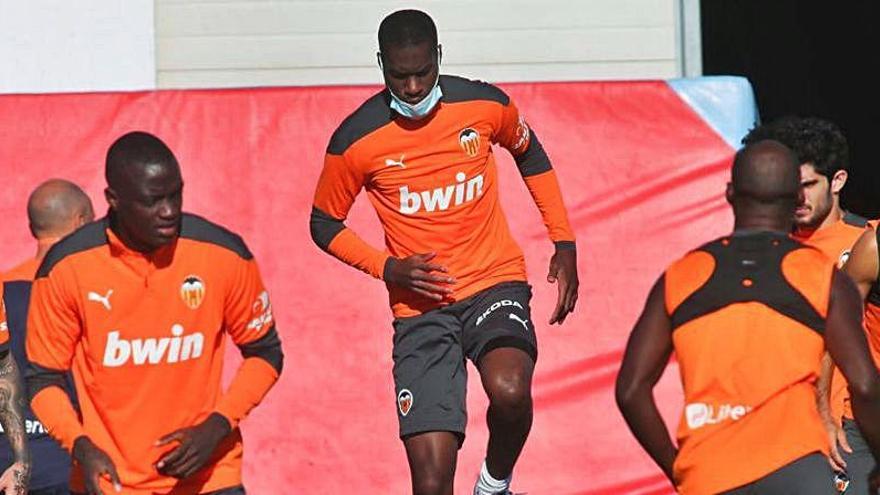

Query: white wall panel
[0,0,155,94]
[156,0,679,88]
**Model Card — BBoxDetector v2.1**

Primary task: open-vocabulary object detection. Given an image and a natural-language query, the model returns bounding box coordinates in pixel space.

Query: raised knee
[487,372,532,412]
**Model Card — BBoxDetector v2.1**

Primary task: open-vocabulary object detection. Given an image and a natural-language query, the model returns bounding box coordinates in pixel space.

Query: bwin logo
[103,324,205,367]
[399,172,484,214]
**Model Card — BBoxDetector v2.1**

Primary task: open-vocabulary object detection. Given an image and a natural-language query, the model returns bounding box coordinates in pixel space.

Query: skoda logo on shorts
[397,389,413,417]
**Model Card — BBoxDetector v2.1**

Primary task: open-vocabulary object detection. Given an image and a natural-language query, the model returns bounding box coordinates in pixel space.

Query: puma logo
[385,155,406,168]
[509,313,529,330]
[88,290,113,311]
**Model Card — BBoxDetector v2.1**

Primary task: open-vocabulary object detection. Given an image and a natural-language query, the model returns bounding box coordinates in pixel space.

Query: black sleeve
[514,130,552,177]
[310,206,346,252]
[237,326,284,374]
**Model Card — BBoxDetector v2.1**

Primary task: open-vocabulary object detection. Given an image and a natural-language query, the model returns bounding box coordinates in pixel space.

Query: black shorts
[719,453,835,494]
[391,281,537,440]
[839,418,877,495]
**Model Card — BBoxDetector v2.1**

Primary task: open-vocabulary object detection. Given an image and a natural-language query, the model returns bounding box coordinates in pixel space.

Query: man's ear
[830,169,848,195]
[105,187,118,210]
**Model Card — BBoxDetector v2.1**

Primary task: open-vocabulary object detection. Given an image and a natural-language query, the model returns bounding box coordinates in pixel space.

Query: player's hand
[155,413,232,479]
[825,419,851,471]
[73,436,122,494]
[547,247,578,324]
[385,252,456,302]
[0,460,30,495]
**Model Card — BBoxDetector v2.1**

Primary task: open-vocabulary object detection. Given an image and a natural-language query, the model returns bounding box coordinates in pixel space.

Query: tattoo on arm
[0,352,31,480]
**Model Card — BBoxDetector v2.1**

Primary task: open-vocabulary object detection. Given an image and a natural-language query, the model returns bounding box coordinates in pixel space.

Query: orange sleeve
[216,255,282,428]
[313,152,365,221]
[493,99,532,156]
[311,152,390,279]
[223,257,273,345]
[26,265,81,372]
[523,170,576,243]
[26,264,85,451]
[214,358,279,429]
[31,386,85,451]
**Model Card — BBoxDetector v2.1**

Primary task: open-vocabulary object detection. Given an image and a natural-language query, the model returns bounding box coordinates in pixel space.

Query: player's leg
[403,432,459,495]
[839,418,877,495]
[462,282,538,495]
[478,348,535,485]
[393,309,468,495]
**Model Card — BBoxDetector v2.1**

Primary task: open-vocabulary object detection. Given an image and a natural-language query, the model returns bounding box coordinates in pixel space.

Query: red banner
[0,81,734,494]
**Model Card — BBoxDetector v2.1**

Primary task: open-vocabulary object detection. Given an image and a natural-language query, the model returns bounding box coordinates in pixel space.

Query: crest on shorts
[397,389,413,417]
[180,275,206,310]
[459,128,480,157]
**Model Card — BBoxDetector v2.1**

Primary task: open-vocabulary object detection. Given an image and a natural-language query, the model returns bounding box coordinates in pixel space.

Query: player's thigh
[841,419,877,495]
[462,282,537,369]
[392,310,467,439]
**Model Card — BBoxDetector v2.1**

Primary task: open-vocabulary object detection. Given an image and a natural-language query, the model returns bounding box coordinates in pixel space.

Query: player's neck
[733,214,791,235]
[34,236,60,262]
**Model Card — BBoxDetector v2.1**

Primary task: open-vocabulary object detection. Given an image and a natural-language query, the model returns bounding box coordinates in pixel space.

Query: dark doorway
[701,0,880,216]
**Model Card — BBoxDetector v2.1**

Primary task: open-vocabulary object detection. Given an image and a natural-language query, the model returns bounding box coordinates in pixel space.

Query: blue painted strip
[668,76,760,150]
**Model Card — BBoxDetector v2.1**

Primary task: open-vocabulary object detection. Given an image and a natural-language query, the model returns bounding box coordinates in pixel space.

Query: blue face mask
[389,76,443,120]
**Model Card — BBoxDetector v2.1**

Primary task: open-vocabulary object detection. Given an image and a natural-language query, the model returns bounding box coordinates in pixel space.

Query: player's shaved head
[728,140,801,230]
[27,179,94,239]
[105,131,179,188]
[732,140,800,202]
[378,9,438,55]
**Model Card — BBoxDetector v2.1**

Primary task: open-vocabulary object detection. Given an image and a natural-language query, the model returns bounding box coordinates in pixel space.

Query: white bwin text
[399,172,484,214]
[103,324,204,367]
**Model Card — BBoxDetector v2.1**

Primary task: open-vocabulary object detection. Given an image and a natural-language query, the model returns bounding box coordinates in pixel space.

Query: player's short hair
[378,9,438,55]
[105,131,178,186]
[742,116,849,180]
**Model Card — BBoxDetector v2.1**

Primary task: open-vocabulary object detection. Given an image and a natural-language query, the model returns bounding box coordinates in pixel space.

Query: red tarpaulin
[0,81,737,494]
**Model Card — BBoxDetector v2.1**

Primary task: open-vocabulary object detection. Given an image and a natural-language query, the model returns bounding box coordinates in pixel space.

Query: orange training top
[2,258,39,284]
[793,213,871,422]
[311,75,575,317]
[26,214,282,494]
[666,231,833,495]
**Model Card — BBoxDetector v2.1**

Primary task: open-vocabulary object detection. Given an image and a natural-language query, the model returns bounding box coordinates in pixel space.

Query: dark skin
[379,39,577,495]
[616,141,880,488]
[378,41,441,106]
[154,413,231,478]
[73,159,231,490]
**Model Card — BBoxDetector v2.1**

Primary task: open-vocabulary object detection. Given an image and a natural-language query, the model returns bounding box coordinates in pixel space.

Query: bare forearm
[617,389,677,482]
[816,352,835,424]
[0,355,30,465]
